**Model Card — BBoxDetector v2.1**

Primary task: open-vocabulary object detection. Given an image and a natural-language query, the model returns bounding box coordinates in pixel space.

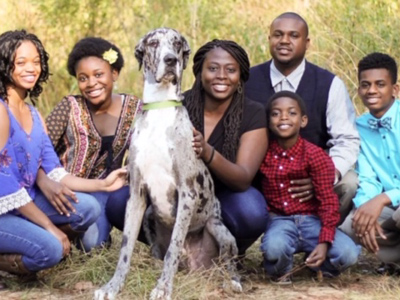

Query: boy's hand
[305,243,328,268]
[288,177,314,203]
[352,194,390,237]
[359,221,386,254]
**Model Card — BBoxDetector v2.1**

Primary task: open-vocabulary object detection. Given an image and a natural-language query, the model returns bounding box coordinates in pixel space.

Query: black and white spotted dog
[94,28,241,300]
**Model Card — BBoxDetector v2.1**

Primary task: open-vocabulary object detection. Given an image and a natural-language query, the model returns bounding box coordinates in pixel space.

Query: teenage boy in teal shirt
[341,53,400,267]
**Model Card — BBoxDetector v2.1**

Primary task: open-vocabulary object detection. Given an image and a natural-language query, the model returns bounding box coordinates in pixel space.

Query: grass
[2,0,400,117]
[2,229,400,300]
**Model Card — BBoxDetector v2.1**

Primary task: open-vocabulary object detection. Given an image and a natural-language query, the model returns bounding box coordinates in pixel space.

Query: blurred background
[1,0,399,116]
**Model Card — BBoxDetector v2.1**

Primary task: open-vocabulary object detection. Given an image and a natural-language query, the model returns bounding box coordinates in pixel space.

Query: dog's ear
[135,37,145,70]
[181,36,191,70]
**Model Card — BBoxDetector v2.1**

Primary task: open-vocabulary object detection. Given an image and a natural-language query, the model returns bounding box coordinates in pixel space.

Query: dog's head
[135,28,191,85]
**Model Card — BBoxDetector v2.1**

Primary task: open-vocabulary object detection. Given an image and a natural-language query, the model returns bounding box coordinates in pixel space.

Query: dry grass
[2,230,400,300]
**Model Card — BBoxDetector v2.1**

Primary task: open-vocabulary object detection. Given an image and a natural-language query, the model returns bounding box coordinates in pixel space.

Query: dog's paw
[94,288,116,300]
[150,286,172,300]
[222,279,243,293]
[231,279,243,293]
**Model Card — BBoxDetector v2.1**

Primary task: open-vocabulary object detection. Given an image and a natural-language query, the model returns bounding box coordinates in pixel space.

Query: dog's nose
[164,54,178,66]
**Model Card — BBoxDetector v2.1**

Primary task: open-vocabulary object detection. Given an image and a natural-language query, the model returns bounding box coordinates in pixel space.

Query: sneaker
[0,279,7,291]
[375,263,400,275]
[321,270,340,278]
[270,275,292,285]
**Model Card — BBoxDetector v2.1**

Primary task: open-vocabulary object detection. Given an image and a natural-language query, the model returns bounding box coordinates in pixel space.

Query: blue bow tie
[368,117,392,130]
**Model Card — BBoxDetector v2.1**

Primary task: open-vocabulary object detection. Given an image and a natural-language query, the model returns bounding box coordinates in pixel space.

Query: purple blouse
[0,100,68,215]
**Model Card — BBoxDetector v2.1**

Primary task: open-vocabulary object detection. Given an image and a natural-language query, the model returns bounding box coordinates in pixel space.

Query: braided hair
[184,39,250,162]
[0,30,50,105]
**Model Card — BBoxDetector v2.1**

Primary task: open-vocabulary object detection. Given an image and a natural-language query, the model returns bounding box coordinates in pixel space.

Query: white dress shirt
[270,59,360,177]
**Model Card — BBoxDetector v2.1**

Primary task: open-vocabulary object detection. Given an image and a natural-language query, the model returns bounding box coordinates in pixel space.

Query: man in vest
[246,12,360,224]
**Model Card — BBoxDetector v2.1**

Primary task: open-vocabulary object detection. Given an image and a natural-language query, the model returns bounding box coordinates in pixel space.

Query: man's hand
[306,243,328,268]
[288,178,314,202]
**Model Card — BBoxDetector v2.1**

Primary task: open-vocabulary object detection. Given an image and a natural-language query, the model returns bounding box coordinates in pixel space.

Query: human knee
[261,235,289,261]
[29,240,63,271]
[220,187,268,239]
[73,193,101,229]
[338,245,359,268]
[330,237,360,270]
[338,215,356,240]
[337,171,358,197]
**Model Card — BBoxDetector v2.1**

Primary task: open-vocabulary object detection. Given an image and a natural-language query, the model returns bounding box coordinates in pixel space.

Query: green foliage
[1,0,399,116]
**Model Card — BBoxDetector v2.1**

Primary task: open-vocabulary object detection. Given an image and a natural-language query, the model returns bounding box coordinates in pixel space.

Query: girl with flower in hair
[44,37,141,251]
[0,30,127,286]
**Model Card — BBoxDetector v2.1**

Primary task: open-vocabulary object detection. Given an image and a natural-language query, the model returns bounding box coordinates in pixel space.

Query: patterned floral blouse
[0,100,67,215]
[45,94,140,179]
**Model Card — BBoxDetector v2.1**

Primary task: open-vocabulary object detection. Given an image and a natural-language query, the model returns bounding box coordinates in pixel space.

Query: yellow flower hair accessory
[102,48,118,64]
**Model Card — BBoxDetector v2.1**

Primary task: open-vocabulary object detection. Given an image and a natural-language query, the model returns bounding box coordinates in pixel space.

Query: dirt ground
[0,251,398,300]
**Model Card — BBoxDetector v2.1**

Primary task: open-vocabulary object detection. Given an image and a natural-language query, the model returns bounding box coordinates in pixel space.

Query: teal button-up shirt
[354,99,400,207]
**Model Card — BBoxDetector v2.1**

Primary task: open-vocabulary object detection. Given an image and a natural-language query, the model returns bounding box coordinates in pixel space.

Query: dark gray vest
[245,60,335,149]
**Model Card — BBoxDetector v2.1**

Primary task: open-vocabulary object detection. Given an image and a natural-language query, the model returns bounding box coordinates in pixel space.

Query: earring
[237,83,243,94]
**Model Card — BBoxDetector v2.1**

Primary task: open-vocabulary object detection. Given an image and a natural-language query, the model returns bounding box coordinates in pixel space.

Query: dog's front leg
[94,176,146,300]
[150,189,195,300]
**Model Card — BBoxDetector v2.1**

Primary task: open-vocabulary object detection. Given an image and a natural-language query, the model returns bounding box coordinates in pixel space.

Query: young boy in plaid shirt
[259,91,359,284]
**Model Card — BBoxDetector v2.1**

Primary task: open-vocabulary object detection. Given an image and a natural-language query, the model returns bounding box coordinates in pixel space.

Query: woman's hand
[17,202,71,257]
[47,225,71,257]
[37,169,78,216]
[102,167,128,192]
[192,128,213,161]
[41,179,78,216]
[192,128,205,158]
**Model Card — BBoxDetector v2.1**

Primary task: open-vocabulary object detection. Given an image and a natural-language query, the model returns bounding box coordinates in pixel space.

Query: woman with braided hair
[184,39,268,255]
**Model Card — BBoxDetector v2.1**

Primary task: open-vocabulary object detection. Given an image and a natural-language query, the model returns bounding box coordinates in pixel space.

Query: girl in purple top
[0,30,127,286]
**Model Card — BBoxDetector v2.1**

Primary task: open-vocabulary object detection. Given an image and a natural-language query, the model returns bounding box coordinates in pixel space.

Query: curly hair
[358,52,398,84]
[184,39,250,162]
[67,37,124,77]
[0,29,50,105]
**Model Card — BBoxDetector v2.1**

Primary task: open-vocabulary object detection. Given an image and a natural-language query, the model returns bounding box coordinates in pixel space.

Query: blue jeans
[81,186,130,251]
[105,186,269,252]
[0,191,100,272]
[218,186,268,254]
[104,186,130,231]
[260,215,360,277]
[104,186,148,244]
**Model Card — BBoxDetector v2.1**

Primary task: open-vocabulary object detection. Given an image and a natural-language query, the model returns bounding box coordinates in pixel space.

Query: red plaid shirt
[260,137,339,243]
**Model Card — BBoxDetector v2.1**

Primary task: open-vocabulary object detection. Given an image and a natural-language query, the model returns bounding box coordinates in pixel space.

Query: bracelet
[204,146,215,165]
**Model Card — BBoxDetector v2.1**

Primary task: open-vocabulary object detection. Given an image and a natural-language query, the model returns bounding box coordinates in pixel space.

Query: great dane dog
[94,28,242,300]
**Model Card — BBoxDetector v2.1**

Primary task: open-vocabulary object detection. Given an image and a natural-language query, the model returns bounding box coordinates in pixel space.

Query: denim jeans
[260,215,360,277]
[105,185,269,253]
[218,186,269,254]
[104,186,130,231]
[81,186,130,251]
[0,191,100,272]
